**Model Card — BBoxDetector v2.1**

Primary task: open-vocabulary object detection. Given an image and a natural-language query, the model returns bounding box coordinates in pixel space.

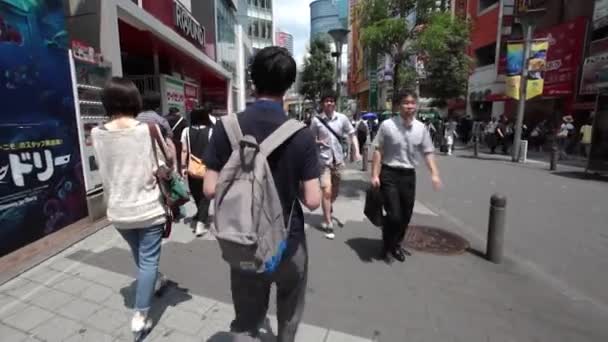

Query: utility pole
[511,8,547,162]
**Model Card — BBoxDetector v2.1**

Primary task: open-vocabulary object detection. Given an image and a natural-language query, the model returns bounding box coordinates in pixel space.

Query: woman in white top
[91,78,168,340]
[180,105,214,237]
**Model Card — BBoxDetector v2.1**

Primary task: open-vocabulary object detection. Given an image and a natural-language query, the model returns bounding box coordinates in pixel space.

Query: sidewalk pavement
[0,219,373,341]
[1,167,608,341]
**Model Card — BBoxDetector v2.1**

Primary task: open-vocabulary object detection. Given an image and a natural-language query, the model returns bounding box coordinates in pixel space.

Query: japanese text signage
[0,2,87,255]
[174,0,205,47]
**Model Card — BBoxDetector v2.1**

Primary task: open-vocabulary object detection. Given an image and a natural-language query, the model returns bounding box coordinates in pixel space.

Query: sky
[274,0,314,67]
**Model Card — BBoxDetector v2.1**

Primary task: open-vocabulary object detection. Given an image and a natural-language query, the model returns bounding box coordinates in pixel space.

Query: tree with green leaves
[357,0,436,105]
[417,12,471,106]
[299,39,335,103]
[357,0,470,108]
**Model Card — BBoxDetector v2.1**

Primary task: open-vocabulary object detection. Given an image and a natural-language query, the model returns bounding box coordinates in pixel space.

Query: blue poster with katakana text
[0,0,87,256]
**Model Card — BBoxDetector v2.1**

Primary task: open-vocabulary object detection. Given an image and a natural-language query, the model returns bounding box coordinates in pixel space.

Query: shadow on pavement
[465,247,487,260]
[345,238,383,263]
[206,317,276,342]
[338,178,369,199]
[551,171,608,182]
[119,280,193,334]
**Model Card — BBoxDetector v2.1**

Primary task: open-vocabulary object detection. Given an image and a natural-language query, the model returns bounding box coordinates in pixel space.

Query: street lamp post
[512,8,546,162]
[328,28,350,112]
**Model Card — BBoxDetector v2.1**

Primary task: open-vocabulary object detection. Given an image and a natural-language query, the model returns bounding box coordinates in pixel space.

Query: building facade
[462,0,595,126]
[276,30,294,55]
[310,0,342,42]
[245,0,275,50]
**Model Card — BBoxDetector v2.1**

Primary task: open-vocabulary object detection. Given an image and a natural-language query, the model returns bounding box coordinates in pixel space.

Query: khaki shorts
[320,164,343,189]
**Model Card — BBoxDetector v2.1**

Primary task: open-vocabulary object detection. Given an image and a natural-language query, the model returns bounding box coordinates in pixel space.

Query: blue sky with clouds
[274,0,313,66]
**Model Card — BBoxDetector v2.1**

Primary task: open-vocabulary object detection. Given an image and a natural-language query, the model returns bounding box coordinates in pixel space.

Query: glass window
[478,0,498,12]
[474,43,496,67]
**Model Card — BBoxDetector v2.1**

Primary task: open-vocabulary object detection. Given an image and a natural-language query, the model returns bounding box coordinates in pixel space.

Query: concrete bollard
[487,194,507,264]
[362,144,369,171]
[474,136,480,158]
[550,144,558,171]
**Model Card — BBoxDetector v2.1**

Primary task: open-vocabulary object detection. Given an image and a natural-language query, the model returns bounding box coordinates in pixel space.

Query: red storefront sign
[498,16,588,97]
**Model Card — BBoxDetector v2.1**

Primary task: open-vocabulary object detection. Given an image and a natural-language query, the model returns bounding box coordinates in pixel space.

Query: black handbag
[364,186,384,227]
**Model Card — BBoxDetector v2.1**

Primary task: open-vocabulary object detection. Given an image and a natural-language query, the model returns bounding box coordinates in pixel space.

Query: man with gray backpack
[203,46,321,342]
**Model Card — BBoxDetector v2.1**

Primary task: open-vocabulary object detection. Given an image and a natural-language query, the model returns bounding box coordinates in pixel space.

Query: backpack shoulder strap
[221,115,243,150]
[259,119,306,157]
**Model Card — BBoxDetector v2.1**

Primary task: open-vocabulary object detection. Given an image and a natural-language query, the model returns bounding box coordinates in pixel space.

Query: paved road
[417,150,608,310]
[1,166,608,341]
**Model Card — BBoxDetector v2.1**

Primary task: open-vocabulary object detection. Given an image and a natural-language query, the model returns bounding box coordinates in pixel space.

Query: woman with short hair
[91,77,168,340]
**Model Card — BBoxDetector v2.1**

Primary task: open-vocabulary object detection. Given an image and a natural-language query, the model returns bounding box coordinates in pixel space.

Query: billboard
[0,0,87,255]
[505,40,549,100]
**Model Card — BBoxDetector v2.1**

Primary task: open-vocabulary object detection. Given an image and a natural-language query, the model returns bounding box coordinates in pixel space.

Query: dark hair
[169,107,180,115]
[250,46,296,96]
[101,77,142,117]
[394,90,418,105]
[320,90,338,103]
[142,93,161,112]
[190,102,213,126]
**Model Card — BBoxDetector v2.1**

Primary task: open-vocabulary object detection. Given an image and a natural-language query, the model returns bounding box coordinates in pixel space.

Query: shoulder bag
[148,124,190,237]
[186,127,207,179]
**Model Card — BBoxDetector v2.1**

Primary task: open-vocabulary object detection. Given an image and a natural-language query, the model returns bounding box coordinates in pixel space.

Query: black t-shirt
[167,114,188,145]
[204,100,320,255]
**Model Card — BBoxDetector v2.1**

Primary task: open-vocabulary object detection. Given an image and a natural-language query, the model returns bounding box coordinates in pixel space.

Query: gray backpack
[213,115,305,274]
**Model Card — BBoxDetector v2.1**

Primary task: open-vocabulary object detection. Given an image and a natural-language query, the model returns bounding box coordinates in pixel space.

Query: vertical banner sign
[505,40,549,100]
[0,1,87,255]
[161,75,186,114]
[369,56,378,111]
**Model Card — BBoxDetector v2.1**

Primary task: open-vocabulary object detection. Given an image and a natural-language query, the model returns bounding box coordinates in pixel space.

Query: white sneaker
[321,222,335,240]
[131,312,152,339]
[195,222,209,237]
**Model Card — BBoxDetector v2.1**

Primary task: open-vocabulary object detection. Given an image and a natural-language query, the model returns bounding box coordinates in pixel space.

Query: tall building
[310,0,342,42]
[276,30,294,56]
[245,0,275,50]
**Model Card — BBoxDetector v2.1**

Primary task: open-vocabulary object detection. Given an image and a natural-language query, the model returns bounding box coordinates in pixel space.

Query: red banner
[499,16,588,97]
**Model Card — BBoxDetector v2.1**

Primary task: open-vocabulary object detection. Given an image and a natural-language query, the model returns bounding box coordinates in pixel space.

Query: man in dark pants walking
[203,46,321,341]
[371,91,442,263]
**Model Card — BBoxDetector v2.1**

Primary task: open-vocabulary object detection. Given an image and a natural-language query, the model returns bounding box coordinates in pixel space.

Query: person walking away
[181,104,214,237]
[203,46,321,342]
[137,94,181,219]
[485,117,498,152]
[444,118,458,155]
[371,90,442,263]
[493,116,508,154]
[580,118,593,157]
[166,107,188,175]
[557,115,575,160]
[354,113,369,160]
[309,91,361,239]
[92,78,169,340]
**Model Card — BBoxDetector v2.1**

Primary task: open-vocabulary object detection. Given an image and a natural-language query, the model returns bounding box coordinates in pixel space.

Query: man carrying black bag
[370,90,442,263]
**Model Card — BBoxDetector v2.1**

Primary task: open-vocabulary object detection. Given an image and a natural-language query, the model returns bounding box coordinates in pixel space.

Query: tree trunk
[391,57,401,112]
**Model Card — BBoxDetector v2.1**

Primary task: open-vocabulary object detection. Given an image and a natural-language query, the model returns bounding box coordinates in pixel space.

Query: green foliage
[357,0,471,106]
[417,12,471,105]
[299,39,336,102]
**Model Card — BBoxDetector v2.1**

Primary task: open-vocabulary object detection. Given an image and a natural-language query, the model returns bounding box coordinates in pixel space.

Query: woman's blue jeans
[118,224,164,312]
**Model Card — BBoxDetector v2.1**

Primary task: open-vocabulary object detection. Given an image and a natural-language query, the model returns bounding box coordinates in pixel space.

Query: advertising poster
[505,40,549,100]
[161,75,186,114]
[0,0,87,256]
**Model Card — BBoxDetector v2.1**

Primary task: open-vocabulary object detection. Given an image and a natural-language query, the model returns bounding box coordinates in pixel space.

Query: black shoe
[391,248,406,262]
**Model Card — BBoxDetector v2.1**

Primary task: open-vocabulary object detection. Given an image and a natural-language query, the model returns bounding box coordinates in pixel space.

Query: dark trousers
[380,166,416,253]
[188,177,210,224]
[230,242,308,342]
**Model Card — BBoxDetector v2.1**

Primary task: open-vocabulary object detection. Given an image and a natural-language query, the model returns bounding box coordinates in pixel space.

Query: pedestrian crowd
[92,46,443,341]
